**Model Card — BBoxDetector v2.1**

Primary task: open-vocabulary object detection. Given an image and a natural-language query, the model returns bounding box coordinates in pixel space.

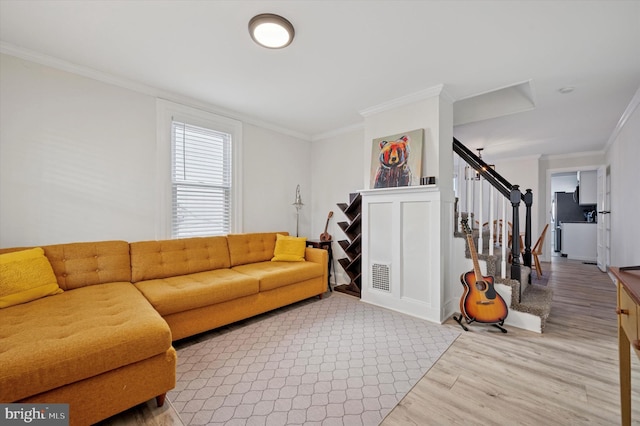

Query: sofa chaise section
[0,241,176,426]
[0,232,326,424]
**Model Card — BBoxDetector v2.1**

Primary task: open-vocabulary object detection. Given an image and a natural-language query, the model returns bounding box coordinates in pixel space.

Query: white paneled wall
[361,186,444,323]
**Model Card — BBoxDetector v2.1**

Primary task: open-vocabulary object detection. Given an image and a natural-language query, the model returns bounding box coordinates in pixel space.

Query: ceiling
[1,1,639,160]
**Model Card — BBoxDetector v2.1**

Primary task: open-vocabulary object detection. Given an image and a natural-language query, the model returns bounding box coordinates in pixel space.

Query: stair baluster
[453,137,533,284]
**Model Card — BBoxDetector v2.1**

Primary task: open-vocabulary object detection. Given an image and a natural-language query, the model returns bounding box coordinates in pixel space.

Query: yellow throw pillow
[271,234,307,262]
[0,247,63,308]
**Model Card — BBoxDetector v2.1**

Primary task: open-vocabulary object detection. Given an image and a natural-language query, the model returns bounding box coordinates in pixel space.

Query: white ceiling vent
[454,80,536,126]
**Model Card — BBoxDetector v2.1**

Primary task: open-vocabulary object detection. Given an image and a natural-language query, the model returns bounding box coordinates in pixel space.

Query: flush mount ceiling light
[249,13,295,49]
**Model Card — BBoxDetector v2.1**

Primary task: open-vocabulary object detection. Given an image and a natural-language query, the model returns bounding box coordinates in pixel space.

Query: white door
[596,165,610,272]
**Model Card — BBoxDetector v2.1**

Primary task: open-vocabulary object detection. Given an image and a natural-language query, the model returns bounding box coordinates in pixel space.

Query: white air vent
[372,263,391,292]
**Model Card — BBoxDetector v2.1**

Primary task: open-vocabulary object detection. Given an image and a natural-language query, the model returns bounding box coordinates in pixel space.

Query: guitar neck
[323,212,333,233]
[466,233,484,279]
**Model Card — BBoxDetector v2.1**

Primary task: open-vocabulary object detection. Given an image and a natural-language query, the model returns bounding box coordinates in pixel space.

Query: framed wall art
[370,128,423,188]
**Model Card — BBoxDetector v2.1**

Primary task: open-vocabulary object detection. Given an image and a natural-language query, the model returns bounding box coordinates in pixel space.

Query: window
[172,121,231,237]
[157,100,242,239]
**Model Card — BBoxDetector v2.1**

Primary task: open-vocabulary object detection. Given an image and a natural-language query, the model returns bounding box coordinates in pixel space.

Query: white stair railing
[457,160,511,279]
[454,137,530,287]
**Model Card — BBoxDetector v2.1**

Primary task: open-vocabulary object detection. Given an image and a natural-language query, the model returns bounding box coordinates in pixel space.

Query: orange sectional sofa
[0,232,327,425]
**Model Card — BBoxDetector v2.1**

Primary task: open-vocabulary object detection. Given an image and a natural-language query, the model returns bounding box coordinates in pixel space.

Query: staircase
[454,137,553,332]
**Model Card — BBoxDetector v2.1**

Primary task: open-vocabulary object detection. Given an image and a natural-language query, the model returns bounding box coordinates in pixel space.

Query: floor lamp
[292,184,303,237]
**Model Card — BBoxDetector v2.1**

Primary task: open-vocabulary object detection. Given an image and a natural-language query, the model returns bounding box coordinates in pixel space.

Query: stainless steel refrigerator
[552,191,588,252]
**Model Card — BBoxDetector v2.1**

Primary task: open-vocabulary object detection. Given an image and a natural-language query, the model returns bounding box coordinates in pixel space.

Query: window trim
[156,99,243,239]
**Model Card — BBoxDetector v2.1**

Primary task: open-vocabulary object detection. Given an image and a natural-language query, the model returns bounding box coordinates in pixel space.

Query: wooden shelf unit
[335,192,362,297]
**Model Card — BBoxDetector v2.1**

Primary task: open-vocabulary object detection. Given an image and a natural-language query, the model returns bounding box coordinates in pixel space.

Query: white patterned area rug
[168,292,460,426]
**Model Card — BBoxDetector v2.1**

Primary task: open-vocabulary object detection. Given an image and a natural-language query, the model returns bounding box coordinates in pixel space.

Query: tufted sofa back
[0,241,132,291]
[0,232,290,290]
[226,232,286,266]
[129,236,231,283]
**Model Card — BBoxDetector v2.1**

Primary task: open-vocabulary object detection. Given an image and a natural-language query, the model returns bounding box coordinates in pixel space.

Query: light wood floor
[100,258,640,425]
[383,257,640,425]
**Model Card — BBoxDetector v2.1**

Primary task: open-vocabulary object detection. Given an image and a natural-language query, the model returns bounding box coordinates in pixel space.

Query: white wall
[605,88,640,267]
[0,53,310,247]
[0,54,157,246]
[362,98,443,190]
[359,91,455,322]
[310,128,364,285]
[310,89,456,289]
[243,124,312,236]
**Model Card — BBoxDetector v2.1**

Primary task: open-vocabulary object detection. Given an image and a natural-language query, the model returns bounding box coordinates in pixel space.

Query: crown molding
[0,41,160,96]
[359,84,454,117]
[604,85,640,152]
[0,42,312,141]
[541,150,605,161]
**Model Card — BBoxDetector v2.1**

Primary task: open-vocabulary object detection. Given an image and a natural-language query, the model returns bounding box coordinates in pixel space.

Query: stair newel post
[466,166,472,233]
[523,189,533,271]
[454,197,460,234]
[477,177,483,254]
[489,185,495,256]
[510,185,522,285]
[501,196,507,279]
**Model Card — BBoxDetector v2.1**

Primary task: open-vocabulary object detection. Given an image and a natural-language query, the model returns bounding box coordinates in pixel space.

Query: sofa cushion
[0,282,171,402]
[232,261,324,292]
[271,234,307,262]
[227,232,287,266]
[135,269,259,316]
[130,236,231,283]
[0,247,63,308]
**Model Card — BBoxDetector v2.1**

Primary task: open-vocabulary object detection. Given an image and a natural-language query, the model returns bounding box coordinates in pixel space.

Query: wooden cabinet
[578,170,597,205]
[561,222,596,261]
[619,286,640,355]
[613,267,640,426]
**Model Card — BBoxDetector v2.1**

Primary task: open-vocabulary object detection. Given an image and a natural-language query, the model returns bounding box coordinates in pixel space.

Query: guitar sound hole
[475,280,487,291]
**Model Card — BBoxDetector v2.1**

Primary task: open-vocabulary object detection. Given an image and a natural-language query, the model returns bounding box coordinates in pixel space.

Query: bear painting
[370,129,423,189]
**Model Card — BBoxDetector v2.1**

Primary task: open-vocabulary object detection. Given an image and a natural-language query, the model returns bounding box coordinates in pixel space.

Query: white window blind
[171,120,232,238]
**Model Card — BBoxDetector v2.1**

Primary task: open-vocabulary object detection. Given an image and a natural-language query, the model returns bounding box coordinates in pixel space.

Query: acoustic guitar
[458,219,508,325]
[320,211,333,241]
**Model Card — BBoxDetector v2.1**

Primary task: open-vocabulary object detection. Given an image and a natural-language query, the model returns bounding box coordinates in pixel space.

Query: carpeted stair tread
[515,284,553,316]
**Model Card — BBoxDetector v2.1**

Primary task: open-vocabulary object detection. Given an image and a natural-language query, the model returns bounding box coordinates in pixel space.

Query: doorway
[546,166,602,264]
[550,172,579,255]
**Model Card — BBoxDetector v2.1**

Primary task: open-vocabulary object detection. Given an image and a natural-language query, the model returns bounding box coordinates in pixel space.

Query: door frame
[596,165,611,272]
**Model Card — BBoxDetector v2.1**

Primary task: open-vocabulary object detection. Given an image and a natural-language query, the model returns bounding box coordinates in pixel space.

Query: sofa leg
[156,393,166,407]
[318,293,323,300]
